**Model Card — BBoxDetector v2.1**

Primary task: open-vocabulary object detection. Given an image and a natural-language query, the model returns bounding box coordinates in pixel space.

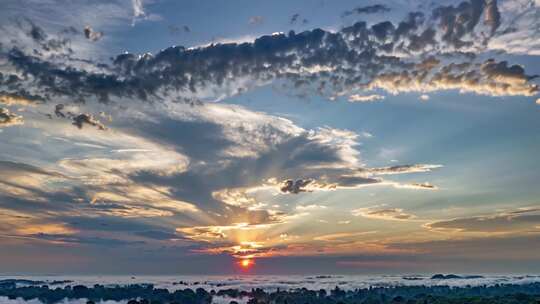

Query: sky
[0,0,539,275]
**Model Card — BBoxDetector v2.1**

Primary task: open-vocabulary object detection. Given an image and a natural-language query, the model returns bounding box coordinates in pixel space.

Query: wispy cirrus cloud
[424,207,540,233]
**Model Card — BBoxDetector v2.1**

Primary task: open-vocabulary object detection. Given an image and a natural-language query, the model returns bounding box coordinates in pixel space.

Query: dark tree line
[1,280,539,304]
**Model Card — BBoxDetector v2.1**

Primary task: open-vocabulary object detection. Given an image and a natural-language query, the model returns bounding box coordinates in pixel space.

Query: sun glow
[240,258,253,269]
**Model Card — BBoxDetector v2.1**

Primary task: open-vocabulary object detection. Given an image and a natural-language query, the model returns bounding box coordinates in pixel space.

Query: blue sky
[0,0,539,274]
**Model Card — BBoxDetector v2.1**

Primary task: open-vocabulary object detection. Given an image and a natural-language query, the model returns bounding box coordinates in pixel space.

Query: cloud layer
[1,0,538,109]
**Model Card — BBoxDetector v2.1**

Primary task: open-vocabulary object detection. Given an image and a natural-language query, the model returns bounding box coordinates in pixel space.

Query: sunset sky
[0,0,539,275]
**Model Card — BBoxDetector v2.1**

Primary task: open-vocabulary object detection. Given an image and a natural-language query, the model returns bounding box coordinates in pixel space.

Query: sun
[239,258,253,269]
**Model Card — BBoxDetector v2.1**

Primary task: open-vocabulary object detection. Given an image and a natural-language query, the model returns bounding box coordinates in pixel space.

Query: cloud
[296,204,327,211]
[249,16,264,25]
[366,59,538,97]
[54,104,66,118]
[290,13,300,25]
[20,233,146,246]
[168,25,191,34]
[313,231,377,242]
[0,94,37,106]
[131,0,146,25]
[177,222,284,253]
[425,208,540,233]
[387,234,540,262]
[72,113,107,130]
[348,94,385,103]
[0,97,443,263]
[131,0,161,25]
[486,0,540,55]
[484,0,501,36]
[101,103,438,256]
[1,0,537,107]
[393,182,438,190]
[133,230,181,240]
[289,13,308,25]
[280,179,313,194]
[0,160,61,178]
[272,163,442,195]
[342,4,391,18]
[367,164,443,175]
[352,207,416,221]
[132,0,145,18]
[87,202,175,218]
[0,111,195,220]
[83,26,103,41]
[0,107,24,127]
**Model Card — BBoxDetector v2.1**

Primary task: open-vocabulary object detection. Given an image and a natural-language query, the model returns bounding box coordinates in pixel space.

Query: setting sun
[240,259,253,269]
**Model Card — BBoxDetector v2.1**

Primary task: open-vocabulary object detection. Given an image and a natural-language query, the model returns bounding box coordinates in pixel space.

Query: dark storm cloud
[341,4,391,18]
[0,0,535,107]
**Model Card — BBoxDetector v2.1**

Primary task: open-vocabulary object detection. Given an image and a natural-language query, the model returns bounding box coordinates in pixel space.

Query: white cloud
[348,94,385,103]
[296,204,327,211]
[352,206,416,221]
[131,0,162,25]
